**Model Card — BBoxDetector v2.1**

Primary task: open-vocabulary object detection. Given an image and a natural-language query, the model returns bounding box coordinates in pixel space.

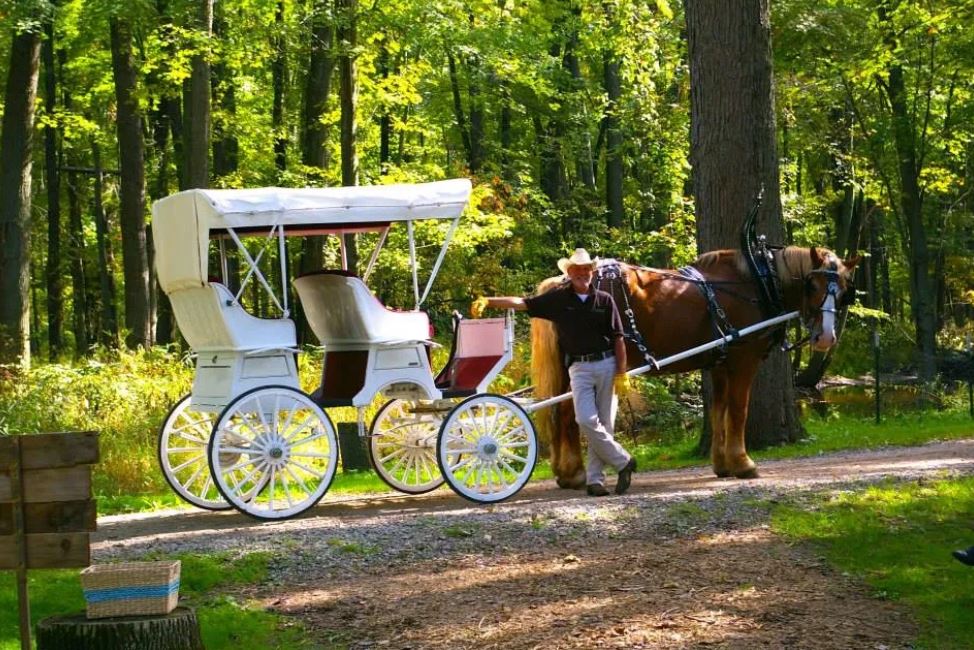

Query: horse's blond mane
[694,249,752,278]
[530,275,568,444]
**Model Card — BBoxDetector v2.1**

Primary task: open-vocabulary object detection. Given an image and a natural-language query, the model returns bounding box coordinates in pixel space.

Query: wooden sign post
[0,432,98,650]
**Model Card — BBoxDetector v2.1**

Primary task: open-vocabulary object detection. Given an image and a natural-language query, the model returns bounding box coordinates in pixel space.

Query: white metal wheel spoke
[200,475,215,497]
[237,463,267,494]
[167,446,206,454]
[279,469,295,509]
[223,457,258,474]
[500,439,531,449]
[170,454,205,474]
[447,455,475,473]
[181,462,205,488]
[288,459,326,479]
[290,451,331,459]
[174,429,209,444]
[500,448,527,463]
[387,452,409,479]
[239,411,266,437]
[267,466,277,511]
[379,447,407,464]
[490,409,514,436]
[446,447,478,455]
[497,456,519,478]
[220,445,259,455]
[285,465,312,497]
[253,396,270,431]
[223,426,257,445]
[289,426,328,447]
[282,412,313,442]
[494,424,525,444]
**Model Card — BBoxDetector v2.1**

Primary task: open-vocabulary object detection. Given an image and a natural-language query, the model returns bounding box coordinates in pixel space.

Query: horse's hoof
[556,476,584,490]
[713,469,731,478]
[734,468,760,479]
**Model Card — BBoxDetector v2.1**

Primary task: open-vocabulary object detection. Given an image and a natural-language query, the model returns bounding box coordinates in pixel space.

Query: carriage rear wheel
[437,394,538,504]
[368,399,447,494]
[208,386,338,520]
[158,394,231,510]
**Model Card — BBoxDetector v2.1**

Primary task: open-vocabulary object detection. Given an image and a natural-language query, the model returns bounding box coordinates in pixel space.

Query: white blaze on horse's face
[812,292,837,351]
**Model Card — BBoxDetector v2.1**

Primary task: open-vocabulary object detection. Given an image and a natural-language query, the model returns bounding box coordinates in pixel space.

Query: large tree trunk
[92,141,119,346]
[685,0,804,450]
[63,70,90,357]
[185,0,213,189]
[272,0,288,172]
[110,18,151,349]
[337,0,359,271]
[43,19,64,359]
[878,2,936,382]
[299,1,335,342]
[0,29,41,367]
[602,21,624,228]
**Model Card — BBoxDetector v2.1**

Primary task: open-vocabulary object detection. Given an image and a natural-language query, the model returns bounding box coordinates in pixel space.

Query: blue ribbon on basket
[84,580,180,603]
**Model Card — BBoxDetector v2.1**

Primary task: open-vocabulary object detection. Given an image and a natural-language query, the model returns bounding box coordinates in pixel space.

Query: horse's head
[801,248,859,351]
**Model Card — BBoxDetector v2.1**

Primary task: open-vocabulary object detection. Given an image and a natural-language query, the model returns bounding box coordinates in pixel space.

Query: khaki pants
[568,356,631,486]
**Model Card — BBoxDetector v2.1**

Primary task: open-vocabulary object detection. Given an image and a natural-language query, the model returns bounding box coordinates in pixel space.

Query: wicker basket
[80,561,181,619]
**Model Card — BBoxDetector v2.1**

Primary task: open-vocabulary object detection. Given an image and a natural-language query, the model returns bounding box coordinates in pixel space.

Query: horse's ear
[842,255,861,271]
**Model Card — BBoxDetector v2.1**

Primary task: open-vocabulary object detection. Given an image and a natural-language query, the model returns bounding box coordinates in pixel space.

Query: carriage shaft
[524,311,799,413]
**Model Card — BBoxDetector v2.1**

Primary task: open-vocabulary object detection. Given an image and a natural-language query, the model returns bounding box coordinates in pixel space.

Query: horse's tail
[530,276,568,444]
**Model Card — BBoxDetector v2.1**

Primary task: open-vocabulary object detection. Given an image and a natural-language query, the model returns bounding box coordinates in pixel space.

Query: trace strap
[678,265,739,360]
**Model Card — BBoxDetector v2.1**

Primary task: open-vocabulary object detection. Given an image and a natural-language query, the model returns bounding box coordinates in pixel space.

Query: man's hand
[471,296,490,318]
[614,373,631,397]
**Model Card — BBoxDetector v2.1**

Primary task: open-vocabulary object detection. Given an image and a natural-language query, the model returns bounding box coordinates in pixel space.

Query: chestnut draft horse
[531,246,858,486]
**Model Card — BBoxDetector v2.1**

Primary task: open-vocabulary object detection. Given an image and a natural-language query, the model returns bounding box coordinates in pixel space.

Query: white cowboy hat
[557,248,598,275]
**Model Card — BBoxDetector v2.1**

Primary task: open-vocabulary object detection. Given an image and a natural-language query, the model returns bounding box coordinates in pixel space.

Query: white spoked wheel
[158,394,230,510]
[437,394,538,504]
[208,386,339,520]
[368,399,446,494]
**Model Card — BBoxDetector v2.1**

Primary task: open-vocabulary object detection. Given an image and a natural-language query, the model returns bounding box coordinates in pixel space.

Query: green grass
[771,477,974,649]
[0,553,316,650]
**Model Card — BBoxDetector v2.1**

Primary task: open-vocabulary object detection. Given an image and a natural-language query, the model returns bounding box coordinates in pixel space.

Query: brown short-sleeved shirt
[525,285,625,356]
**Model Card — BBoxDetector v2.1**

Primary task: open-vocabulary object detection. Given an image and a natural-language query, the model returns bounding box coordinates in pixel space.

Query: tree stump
[36,607,204,650]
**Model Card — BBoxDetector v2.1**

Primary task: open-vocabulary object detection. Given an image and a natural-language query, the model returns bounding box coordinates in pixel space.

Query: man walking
[473,248,636,496]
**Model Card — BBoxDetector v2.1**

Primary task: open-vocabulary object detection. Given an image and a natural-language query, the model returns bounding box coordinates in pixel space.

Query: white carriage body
[152,179,472,411]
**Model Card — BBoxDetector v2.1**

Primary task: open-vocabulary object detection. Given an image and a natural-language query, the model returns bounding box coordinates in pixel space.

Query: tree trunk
[110,18,151,349]
[0,29,41,367]
[337,0,359,271]
[92,141,118,347]
[685,0,804,450]
[602,28,624,227]
[62,65,90,356]
[185,0,213,189]
[272,0,287,172]
[378,43,391,171]
[212,3,239,181]
[43,19,64,359]
[37,607,204,650]
[880,8,936,381]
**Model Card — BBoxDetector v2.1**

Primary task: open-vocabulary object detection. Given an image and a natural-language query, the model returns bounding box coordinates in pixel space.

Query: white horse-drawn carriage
[153,180,539,520]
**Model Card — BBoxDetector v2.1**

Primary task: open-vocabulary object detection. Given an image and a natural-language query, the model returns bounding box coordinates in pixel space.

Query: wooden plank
[0,432,98,470]
[0,466,91,503]
[0,532,90,570]
[0,501,97,535]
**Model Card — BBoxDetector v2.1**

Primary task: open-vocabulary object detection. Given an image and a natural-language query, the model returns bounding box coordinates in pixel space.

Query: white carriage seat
[168,283,297,351]
[293,273,429,346]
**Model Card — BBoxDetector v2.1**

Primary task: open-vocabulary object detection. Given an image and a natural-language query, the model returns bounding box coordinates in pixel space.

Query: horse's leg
[554,402,585,489]
[724,359,760,479]
[709,367,731,478]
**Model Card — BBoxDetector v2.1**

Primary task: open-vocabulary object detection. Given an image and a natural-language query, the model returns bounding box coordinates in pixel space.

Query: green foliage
[0,347,193,496]
[772,477,974,649]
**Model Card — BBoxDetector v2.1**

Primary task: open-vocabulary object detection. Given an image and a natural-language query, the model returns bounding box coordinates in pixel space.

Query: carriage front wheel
[208,386,339,520]
[437,394,538,504]
[368,399,447,494]
[158,394,230,510]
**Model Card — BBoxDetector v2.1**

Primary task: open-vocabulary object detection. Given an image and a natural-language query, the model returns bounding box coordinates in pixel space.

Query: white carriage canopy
[152,179,473,310]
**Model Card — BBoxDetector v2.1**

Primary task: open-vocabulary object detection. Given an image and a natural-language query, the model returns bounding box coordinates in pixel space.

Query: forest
[0,0,972,428]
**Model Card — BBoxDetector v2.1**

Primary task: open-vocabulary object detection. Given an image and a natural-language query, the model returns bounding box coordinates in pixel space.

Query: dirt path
[95,439,974,649]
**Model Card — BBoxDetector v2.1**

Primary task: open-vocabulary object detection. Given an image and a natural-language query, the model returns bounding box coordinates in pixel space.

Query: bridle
[800,266,855,333]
